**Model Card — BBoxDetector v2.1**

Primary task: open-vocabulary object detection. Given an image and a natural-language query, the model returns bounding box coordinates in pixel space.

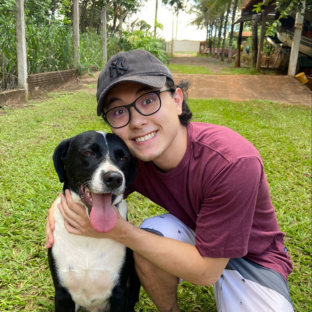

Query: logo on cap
[109,58,128,78]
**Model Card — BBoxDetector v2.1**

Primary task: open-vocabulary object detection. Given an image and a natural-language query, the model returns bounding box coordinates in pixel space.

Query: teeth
[135,132,156,142]
[85,187,92,202]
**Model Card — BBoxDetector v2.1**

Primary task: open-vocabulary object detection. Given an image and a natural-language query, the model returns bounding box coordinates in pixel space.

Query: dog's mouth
[80,185,117,233]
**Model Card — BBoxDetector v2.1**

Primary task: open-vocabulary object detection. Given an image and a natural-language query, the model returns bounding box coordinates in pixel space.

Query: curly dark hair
[166,78,192,126]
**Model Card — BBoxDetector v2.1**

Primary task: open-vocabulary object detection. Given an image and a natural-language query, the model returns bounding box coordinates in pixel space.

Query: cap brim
[97,75,167,116]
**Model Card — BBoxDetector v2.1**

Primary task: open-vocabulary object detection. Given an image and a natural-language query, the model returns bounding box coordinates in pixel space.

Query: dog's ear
[125,157,138,188]
[52,138,72,183]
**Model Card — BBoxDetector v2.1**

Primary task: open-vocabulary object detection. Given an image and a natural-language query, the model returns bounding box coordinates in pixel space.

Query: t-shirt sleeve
[195,156,263,258]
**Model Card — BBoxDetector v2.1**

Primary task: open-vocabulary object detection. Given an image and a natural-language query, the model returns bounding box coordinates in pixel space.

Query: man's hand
[45,196,58,249]
[45,190,127,249]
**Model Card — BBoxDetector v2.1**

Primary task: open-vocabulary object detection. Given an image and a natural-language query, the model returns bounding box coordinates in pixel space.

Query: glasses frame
[103,88,172,129]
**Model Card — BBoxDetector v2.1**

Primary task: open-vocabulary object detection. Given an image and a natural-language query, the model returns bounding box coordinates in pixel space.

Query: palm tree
[193,0,241,62]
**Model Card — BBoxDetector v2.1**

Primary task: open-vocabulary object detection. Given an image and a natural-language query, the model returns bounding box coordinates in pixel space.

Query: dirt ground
[57,56,311,107]
[1,56,310,114]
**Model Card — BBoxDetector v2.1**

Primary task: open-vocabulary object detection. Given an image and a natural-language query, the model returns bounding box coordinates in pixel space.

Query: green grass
[167,64,273,76]
[168,64,211,75]
[220,67,261,75]
[0,92,311,311]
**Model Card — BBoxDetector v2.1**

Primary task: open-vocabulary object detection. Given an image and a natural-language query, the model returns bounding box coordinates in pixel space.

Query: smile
[135,131,157,143]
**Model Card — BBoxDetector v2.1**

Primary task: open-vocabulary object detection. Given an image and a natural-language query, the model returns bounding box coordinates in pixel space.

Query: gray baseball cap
[96,49,174,116]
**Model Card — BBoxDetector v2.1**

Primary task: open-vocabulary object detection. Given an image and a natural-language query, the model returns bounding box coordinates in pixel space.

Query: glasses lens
[135,92,160,115]
[106,107,129,128]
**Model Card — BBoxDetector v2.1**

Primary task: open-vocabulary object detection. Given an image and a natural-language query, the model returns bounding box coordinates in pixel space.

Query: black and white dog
[48,130,140,312]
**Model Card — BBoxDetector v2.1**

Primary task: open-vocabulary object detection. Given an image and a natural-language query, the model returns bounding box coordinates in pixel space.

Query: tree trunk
[221,2,231,61]
[80,0,88,33]
[252,14,258,67]
[118,8,128,37]
[154,0,158,37]
[228,0,238,62]
[102,1,115,63]
[235,22,243,67]
[256,9,267,70]
[89,0,97,30]
[112,4,118,31]
[212,20,217,58]
[216,13,224,59]
[209,21,213,56]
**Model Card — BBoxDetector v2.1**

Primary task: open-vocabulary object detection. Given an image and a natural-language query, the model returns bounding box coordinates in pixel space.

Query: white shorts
[140,213,294,312]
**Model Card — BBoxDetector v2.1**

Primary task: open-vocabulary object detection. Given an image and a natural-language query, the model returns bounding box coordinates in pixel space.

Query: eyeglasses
[103,88,172,129]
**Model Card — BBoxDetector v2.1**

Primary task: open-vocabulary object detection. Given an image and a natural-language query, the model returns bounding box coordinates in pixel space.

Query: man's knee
[133,251,154,276]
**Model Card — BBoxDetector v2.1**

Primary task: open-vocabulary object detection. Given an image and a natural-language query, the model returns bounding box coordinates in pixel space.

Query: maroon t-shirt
[126,122,293,281]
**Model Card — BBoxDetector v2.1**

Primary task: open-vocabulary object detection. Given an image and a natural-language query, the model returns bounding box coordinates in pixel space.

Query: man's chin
[131,150,162,163]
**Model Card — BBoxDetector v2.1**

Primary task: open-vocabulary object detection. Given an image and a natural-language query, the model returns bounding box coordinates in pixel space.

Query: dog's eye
[84,151,95,156]
[120,156,128,161]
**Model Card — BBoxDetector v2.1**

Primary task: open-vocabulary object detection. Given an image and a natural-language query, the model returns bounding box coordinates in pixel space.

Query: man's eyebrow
[136,85,156,94]
[106,97,120,108]
[105,85,157,109]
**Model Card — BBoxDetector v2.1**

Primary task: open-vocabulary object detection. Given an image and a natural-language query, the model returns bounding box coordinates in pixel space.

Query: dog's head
[53,130,137,232]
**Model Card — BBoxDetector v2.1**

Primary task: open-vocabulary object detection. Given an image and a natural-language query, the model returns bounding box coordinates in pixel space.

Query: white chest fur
[52,195,128,311]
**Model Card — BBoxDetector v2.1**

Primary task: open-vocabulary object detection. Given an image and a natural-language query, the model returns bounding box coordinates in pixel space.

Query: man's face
[104,81,187,171]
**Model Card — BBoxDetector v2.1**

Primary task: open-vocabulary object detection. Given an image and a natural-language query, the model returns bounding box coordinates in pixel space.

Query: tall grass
[0,90,310,311]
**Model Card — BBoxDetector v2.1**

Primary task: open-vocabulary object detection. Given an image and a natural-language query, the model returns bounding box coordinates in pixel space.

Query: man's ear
[52,138,73,183]
[173,87,183,115]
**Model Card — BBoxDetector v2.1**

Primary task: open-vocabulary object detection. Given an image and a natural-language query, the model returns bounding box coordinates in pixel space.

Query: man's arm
[109,216,229,286]
[50,190,228,286]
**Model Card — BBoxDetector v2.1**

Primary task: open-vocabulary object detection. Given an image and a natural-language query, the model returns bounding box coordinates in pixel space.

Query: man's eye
[142,98,153,105]
[113,109,126,117]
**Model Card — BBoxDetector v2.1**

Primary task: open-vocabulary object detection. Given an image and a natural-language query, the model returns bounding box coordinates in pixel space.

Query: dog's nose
[102,171,123,189]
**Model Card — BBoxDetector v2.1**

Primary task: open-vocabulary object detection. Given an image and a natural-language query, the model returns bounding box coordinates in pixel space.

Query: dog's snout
[102,171,123,189]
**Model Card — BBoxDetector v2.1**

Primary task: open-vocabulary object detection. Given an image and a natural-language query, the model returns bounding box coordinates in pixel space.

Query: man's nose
[129,107,148,129]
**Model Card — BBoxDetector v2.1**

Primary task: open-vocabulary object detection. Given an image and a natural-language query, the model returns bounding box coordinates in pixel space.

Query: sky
[125,0,207,42]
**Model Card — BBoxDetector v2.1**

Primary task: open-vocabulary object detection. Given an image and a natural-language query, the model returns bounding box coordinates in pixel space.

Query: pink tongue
[89,193,117,233]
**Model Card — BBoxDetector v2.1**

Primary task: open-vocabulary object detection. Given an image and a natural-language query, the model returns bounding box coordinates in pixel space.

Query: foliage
[163,0,185,11]
[121,29,168,64]
[253,0,312,36]
[27,22,73,74]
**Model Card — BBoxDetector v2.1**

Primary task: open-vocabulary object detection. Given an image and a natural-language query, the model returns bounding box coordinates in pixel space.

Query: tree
[228,0,238,62]
[221,0,231,61]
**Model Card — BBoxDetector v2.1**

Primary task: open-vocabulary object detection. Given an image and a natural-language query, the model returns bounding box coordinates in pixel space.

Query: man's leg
[134,252,179,312]
[213,258,294,312]
[136,213,196,312]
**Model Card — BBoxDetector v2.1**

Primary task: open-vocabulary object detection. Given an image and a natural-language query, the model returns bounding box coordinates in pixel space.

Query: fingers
[59,190,92,235]
[58,193,83,229]
[45,216,54,249]
[45,196,59,249]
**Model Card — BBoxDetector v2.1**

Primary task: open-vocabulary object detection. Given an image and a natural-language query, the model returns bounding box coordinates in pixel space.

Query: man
[46,49,294,312]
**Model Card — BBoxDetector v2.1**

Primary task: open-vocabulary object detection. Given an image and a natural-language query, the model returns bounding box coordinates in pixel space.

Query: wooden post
[235,22,243,67]
[16,0,28,94]
[102,1,114,63]
[252,14,258,67]
[288,1,305,76]
[73,0,80,70]
[256,10,267,71]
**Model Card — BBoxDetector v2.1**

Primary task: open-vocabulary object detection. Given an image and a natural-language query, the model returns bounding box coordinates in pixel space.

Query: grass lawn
[0,90,311,311]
